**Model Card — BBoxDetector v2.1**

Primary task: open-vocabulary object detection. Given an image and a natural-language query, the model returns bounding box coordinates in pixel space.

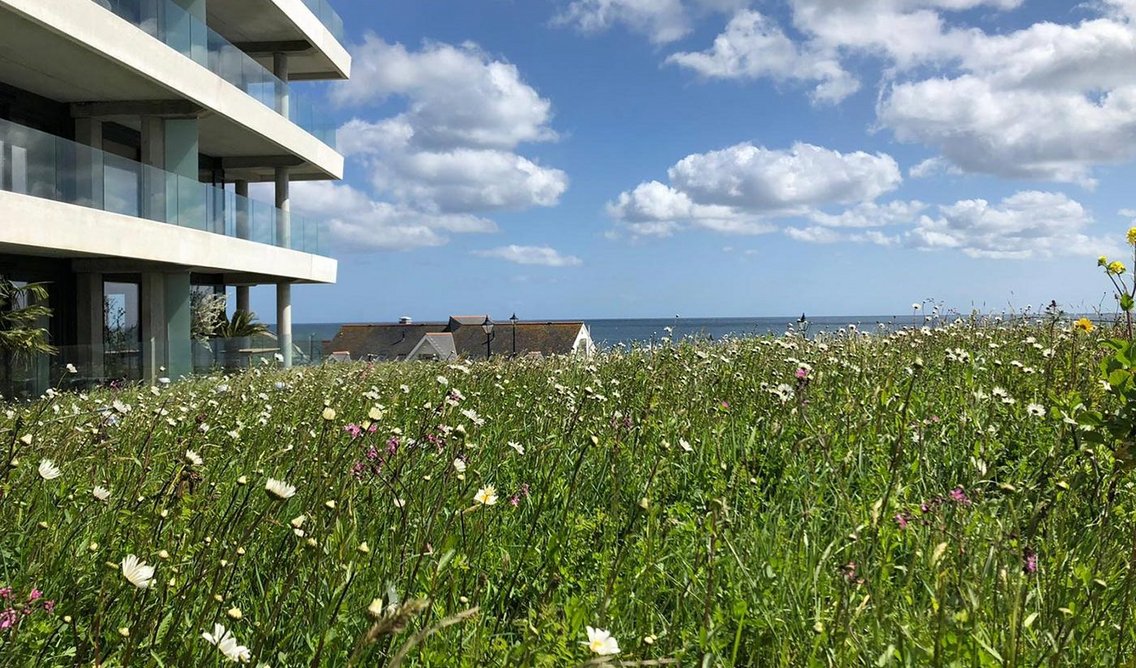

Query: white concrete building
[0,0,349,396]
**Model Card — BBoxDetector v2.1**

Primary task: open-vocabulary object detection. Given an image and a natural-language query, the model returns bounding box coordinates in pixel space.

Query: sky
[251,0,1136,322]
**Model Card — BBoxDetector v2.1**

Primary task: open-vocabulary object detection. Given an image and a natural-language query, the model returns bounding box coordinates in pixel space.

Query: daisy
[92,485,111,502]
[120,554,155,589]
[184,449,203,467]
[453,458,467,474]
[202,623,251,663]
[474,486,498,506]
[38,459,61,481]
[1026,403,1046,417]
[264,478,296,501]
[507,441,525,455]
[585,626,620,655]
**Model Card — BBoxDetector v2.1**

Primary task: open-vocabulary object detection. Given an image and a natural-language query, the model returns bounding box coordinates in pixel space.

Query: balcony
[0,118,328,256]
[96,0,337,148]
[299,0,345,45]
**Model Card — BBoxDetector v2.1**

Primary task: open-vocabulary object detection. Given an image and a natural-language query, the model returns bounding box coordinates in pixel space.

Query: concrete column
[74,118,104,209]
[234,179,250,240]
[274,166,291,249]
[273,52,289,117]
[75,273,105,380]
[139,117,165,222]
[164,272,192,379]
[164,118,200,228]
[236,286,250,314]
[141,271,192,382]
[140,272,166,383]
[276,282,292,368]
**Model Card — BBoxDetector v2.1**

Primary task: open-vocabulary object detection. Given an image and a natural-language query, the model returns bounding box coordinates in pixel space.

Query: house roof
[451,322,586,360]
[323,319,590,361]
[416,333,457,360]
[322,323,448,360]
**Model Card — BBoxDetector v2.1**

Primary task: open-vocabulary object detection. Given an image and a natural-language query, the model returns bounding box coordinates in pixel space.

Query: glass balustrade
[0,118,328,256]
[300,0,346,44]
[95,0,337,148]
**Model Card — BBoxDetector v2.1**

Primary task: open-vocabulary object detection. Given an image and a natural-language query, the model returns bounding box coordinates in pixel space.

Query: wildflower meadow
[4,303,1136,665]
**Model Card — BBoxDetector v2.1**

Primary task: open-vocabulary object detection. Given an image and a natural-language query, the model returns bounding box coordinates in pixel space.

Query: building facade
[0,0,349,397]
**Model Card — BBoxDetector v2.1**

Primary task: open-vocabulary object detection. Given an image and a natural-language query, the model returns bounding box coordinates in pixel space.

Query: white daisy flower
[508,441,525,455]
[585,626,620,655]
[120,554,155,589]
[38,459,61,481]
[265,478,296,501]
[184,449,203,467]
[93,485,111,502]
[474,486,498,506]
[202,623,252,663]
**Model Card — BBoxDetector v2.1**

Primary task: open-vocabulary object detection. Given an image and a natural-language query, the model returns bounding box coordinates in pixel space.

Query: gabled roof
[448,315,488,329]
[322,323,447,360]
[451,322,587,360]
[411,332,457,360]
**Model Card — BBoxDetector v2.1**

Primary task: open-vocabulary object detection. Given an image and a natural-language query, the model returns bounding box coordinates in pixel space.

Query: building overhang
[0,0,343,181]
[209,0,352,81]
[0,191,337,284]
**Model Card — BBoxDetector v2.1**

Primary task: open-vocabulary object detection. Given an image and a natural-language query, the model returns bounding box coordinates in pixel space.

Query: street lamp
[481,316,494,359]
[509,313,518,358]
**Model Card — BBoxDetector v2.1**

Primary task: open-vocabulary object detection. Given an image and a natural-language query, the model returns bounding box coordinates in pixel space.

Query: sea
[284,315,931,353]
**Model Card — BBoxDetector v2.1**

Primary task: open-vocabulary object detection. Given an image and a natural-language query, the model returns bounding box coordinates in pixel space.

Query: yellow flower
[1099,255,1109,267]
[1109,261,1127,275]
[1127,227,1136,246]
[1074,318,1095,333]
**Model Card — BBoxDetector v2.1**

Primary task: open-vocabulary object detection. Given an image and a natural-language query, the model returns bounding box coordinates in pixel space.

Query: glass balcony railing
[95,0,337,148]
[0,118,329,256]
[300,0,346,44]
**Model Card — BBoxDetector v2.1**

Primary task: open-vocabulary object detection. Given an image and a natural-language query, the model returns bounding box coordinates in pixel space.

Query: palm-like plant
[0,278,55,361]
[214,310,269,339]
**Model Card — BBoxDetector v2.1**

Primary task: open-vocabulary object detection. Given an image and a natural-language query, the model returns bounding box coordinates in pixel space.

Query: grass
[1,314,1133,666]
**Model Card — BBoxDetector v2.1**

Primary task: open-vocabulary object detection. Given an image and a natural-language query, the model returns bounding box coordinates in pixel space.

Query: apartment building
[0,0,349,396]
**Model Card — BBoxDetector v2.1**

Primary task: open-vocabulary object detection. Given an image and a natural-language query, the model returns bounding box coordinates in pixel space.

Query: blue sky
[252,0,1136,322]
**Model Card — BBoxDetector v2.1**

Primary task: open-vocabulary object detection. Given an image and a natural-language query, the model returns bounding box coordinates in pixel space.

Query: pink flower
[795,367,808,379]
[27,589,41,602]
[0,587,11,599]
[344,424,363,438]
[510,495,520,507]
[948,487,971,505]
[894,512,910,530]
[0,608,16,631]
[1023,547,1038,575]
[42,600,55,613]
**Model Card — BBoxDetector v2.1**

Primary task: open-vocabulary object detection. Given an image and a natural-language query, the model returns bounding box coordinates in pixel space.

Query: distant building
[325,316,595,362]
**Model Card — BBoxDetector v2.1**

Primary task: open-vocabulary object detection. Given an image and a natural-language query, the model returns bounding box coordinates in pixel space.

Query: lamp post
[509,313,518,358]
[481,316,494,359]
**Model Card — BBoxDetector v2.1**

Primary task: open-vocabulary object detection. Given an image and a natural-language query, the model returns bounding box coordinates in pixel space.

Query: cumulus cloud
[607,142,901,238]
[473,245,583,267]
[666,11,859,103]
[903,191,1108,259]
[668,142,901,209]
[553,0,746,44]
[325,36,567,250]
[291,181,497,251]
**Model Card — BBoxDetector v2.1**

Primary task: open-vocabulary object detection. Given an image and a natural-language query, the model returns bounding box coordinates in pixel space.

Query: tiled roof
[451,322,586,360]
[322,323,448,360]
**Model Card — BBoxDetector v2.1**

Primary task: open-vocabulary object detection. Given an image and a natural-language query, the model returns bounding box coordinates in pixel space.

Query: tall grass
[1,315,1132,666]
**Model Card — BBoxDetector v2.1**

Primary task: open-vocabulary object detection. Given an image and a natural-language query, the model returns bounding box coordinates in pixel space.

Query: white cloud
[322,36,567,250]
[473,245,583,267]
[666,11,859,103]
[904,191,1108,259]
[667,142,901,210]
[1121,208,1136,218]
[808,200,926,228]
[607,142,901,238]
[291,181,497,252]
[554,0,746,44]
[333,37,557,149]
